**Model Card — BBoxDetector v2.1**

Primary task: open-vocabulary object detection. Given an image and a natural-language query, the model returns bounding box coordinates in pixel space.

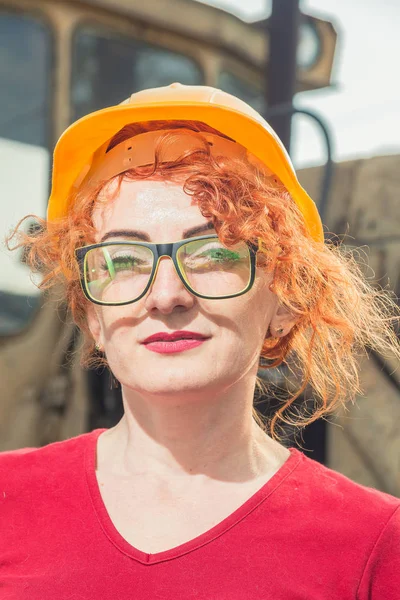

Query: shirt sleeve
[357,505,400,600]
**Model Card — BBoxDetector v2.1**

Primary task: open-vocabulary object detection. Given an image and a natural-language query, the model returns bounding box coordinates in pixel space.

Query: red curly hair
[6,120,400,442]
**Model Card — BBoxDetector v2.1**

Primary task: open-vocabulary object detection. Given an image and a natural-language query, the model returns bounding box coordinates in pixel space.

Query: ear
[86,304,103,346]
[269,301,301,337]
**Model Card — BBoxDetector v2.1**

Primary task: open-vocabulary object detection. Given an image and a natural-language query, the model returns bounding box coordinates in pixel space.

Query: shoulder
[292,447,400,509]
[289,447,400,536]
[0,430,95,487]
[287,451,400,599]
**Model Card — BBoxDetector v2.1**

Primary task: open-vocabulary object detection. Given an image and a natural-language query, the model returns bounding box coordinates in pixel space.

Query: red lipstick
[141,331,209,354]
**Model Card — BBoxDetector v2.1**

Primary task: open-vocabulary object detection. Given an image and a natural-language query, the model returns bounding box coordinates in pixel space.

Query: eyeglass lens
[84,238,251,304]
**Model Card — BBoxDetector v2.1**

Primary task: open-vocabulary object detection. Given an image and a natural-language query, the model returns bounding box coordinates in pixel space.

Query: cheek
[97,305,142,341]
[215,283,273,340]
[244,277,276,331]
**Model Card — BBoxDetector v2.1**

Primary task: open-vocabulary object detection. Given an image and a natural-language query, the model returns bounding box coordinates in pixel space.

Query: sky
[196,0,400,168]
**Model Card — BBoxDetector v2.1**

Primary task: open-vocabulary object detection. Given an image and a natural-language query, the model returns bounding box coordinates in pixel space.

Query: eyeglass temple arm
[102,247,116,279]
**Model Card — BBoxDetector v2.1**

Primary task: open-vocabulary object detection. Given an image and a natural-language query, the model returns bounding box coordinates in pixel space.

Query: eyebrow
[99,221,216,243]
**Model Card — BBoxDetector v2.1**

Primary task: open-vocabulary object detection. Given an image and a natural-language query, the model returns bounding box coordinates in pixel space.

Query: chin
[118,369,219,398]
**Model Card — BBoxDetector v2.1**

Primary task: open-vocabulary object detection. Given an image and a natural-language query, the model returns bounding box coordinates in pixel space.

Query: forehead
[91,178,207,240]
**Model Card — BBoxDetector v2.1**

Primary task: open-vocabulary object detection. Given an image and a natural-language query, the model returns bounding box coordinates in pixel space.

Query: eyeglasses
[75,234,259,306]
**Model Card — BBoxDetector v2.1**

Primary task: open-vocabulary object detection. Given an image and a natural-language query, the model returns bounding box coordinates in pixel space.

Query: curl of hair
[5,120,400,443]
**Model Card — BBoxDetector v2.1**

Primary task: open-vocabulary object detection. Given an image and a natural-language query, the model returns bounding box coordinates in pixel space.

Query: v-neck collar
[85,427,303,565]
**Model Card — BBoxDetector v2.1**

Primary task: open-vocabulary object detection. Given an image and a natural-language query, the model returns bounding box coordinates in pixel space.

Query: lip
[144,338,207,354]
[141,330,210,344]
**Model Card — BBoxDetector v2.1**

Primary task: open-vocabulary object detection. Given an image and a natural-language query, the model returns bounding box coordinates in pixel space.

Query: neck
[97,377,289,484]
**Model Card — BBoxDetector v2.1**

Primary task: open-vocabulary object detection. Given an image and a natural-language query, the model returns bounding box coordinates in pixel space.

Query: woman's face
[87,178,291,399]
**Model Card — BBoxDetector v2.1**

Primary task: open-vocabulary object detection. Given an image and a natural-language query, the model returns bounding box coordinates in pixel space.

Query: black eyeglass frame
[75,234,260,306]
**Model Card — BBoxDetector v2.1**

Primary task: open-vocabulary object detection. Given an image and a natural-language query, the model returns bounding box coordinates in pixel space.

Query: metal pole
[265,1,327,464]
[266,0,300,154]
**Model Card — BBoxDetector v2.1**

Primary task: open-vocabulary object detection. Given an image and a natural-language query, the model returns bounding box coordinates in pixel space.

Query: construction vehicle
[0,0,337,450]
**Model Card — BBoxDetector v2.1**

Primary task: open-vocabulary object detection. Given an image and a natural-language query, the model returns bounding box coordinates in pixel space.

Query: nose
[143,256,195,314]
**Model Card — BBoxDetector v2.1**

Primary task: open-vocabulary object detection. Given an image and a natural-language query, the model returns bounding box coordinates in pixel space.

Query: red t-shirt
[1,428,399,599]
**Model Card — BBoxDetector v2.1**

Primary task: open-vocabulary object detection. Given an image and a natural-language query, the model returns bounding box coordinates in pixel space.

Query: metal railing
[262,102,400,395]
[264,102,334,223]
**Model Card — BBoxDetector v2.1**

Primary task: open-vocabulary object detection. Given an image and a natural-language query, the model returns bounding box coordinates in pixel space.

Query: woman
[2,83,399,598]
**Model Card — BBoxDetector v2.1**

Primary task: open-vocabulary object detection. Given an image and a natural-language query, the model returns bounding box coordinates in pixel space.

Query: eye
[99,254,137,273]
[111,255,137,269]
[202,248,240,262]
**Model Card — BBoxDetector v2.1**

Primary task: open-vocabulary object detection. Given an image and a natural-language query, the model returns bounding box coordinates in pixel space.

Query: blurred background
[0,0,399,495]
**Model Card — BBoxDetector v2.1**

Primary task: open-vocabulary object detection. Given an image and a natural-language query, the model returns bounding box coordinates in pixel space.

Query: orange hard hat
[46,82,324,243]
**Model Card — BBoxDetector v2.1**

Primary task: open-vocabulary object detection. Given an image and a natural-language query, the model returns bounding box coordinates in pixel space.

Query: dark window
[72,25,204,121]
[0,11,51,335]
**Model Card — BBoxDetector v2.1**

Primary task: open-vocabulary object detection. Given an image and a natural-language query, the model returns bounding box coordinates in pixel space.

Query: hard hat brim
[47,101,324,243]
